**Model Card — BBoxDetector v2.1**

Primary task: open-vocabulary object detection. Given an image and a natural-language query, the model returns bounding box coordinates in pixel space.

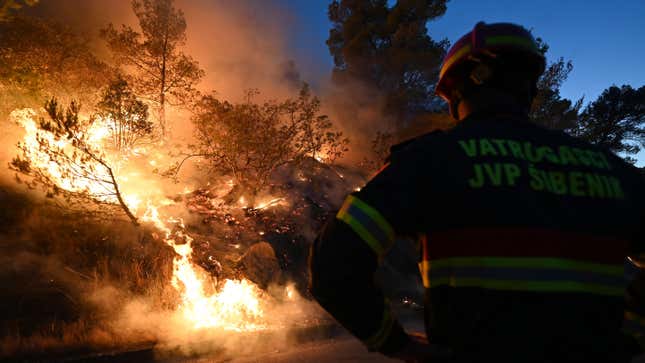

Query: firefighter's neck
[457,88,530,122]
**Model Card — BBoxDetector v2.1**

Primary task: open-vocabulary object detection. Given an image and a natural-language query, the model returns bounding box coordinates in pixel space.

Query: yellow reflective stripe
[346,195,395,242]
[418,260,430,288]
[485,35,539,52]
[336,195,395,256]
[337,212,385,255]
[364,307,395,350]
[430,277,623,296]
[440,43,472,78]
[432,257,622,276]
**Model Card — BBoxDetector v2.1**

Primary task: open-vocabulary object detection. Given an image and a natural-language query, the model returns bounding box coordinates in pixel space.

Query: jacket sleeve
[624,260,645,356]
[309,219,410,354]
[623,179,645,356]
[309,156,422,354]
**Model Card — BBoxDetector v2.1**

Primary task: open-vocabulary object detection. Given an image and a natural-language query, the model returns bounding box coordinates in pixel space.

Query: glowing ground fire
[11,108,268,332]
[142,203,266,331]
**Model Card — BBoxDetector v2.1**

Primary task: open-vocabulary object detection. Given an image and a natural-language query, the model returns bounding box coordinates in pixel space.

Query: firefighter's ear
[449,88,464,120]
[470,63,493,85]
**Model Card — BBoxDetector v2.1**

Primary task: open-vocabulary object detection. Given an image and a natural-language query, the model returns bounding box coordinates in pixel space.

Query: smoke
[50,0,355,158]
[25,0,305,97]
[0,1,396,358]
[17,0,394,167]
[101,282,328,359]
[320,78,394,166]
[178,0,299,99]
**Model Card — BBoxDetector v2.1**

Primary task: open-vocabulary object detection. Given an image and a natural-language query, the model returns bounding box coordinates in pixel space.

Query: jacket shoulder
[387,130,446,162]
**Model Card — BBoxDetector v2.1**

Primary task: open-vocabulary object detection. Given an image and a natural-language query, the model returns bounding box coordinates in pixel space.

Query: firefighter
[309,21,645,362]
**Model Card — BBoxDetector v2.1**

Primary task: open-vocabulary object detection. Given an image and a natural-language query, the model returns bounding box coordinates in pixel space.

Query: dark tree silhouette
[529,39,583,130]
[575,85,645,158]
[327,0,448,129]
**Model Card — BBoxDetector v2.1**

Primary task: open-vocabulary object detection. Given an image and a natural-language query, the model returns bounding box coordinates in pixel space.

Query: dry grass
[0,319,157,358]
[0,184,175,358]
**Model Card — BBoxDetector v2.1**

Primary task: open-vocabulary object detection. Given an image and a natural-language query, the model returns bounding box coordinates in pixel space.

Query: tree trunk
[159,35,168,138]
[159,94,166,138]
[106,165,139,226]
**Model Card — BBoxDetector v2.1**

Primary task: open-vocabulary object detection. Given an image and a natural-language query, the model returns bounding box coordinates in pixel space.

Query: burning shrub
[189,84,349,202]
[10,99,139,225]
[96,75,153,152]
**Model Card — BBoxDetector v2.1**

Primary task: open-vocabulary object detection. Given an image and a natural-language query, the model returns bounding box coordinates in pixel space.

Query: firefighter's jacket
[309,111,645,362]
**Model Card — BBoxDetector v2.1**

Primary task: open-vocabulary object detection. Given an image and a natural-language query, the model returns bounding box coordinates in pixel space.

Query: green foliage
[575,85,645,157]
[101,0,205,136]
[191,84,349,194]
[10,99,139,224]
[0,15,112,117]
[96,76,152,151]
[327,0,448,124]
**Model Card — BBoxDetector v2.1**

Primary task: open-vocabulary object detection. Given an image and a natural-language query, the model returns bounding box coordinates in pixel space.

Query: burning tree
[10,99,139,225]
[96,75,153,152]
[188,84,348,202]
[101,0,204,137]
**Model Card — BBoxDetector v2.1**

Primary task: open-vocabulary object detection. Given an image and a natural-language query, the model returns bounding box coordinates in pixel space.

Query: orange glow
[14,108,267,333]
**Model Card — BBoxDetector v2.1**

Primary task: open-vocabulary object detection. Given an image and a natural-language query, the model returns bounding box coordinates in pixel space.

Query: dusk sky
[275,0,645,165]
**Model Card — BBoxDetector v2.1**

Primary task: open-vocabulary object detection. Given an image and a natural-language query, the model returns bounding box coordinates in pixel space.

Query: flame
[13,108,267,333]
[11,109,140,210]
[285,284,295,300]
[142,204,265,331]
[253,197,286,210]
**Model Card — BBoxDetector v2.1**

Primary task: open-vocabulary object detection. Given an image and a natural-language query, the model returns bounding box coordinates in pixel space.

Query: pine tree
[101,0,204,137]
[530,39,583,130]
[327,0,448,128]
[575,85,645,159]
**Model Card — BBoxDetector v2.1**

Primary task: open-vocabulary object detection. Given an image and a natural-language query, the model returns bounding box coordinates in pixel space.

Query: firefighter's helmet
[435,22,546,108]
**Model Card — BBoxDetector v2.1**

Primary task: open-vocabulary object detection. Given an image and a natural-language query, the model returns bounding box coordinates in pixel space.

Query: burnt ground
[36,305,425,363]
[0,159,426,361]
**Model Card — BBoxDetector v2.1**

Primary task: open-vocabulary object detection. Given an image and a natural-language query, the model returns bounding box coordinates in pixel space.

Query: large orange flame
[12,108,267,333]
